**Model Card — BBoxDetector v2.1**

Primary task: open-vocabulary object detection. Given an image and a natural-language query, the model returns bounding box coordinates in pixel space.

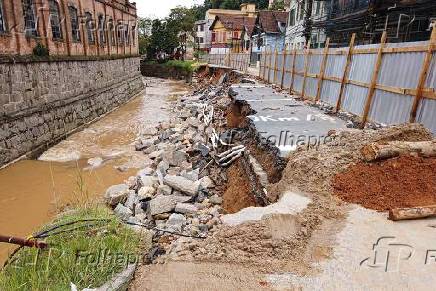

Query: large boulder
[166,213,186,232]
[163,175,200,196]
[104,184,130,207]
[114,203,133,221]
[149,195,191,216]
[175,203,198,214]
[162,150,188,167]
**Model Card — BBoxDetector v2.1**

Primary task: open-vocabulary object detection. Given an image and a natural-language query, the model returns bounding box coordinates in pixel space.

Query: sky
[136,0,204,19]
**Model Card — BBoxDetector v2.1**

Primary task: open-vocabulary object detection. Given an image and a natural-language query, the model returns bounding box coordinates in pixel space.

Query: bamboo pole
[315,38,330,102]
[289,49,297,94]
[301,40,312,99]
[336,33,356,111]
[273,45,279,85]
[361,31,388,128]
[280,44,289,89]
[410,26,436,123]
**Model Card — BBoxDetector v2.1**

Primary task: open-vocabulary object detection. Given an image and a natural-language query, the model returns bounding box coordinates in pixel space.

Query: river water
[0,77,188,264]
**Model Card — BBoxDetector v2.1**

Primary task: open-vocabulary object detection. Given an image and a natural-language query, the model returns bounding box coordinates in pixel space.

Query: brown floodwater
[0,77,188,264]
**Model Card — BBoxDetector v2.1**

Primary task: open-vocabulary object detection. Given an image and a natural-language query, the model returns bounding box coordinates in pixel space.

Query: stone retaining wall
[0,57,144,166]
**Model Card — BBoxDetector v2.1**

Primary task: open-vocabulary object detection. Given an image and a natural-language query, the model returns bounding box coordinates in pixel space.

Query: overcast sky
[136,0,204,19]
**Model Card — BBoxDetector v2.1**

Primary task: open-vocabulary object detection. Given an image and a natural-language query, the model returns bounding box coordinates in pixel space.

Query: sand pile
[333,155,436,211]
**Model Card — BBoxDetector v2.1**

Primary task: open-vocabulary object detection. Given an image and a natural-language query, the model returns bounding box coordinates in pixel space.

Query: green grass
[164,60,197,73]
[0,207,143,291]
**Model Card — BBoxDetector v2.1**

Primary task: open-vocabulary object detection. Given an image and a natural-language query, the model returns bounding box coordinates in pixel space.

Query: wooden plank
[301,40,312,99]
[260,49,266,78]
[289,49,297,94]
[410,27,436,122]
[267,47,273,83]
[280,44,288,88]
[361,31,388,128]
[273,45,279,84]
[336,33,356,111]
[316,38,330,102]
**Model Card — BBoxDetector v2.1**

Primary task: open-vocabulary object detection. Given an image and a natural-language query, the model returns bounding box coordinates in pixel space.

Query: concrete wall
[0,56,144,166]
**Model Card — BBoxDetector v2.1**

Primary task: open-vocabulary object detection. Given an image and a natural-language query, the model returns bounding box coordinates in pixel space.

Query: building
[195,3,257,53]
[285,0,328,49]
[209,14,256,54]
[0,0,138,56]
[251,10,288,63]
[323,0,436,46]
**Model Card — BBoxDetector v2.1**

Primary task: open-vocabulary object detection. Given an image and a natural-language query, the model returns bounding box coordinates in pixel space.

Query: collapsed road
[229,84,347,156]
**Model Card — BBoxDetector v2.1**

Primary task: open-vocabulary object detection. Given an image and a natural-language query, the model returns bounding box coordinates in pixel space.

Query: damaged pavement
[101,67,436,290]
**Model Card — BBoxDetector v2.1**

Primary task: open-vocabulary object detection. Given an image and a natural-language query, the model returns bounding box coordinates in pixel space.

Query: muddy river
[0,77,187,264]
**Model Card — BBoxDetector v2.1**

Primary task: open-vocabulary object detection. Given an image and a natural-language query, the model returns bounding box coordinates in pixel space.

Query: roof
[257,11,288,34]
[210,14,256,34]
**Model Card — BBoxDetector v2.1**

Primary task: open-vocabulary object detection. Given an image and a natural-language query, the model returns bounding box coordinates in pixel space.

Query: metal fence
[201,53,250,72]
[259,30,436,134]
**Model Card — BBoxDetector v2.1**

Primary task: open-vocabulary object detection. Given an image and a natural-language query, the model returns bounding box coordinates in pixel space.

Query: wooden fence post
[315,38,330,102]
[410,26,436,123]
[280,44,288,89]
[289,49,297,94]
[267,46,274,83]
[301,40,312,99]
[260,48,266,79]
[273,45,279,84]
[361,31,388,128]
[336,33,356,111]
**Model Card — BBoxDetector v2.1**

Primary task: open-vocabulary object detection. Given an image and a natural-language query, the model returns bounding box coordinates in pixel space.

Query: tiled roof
[211,14,256,34]
[257,11,288,33]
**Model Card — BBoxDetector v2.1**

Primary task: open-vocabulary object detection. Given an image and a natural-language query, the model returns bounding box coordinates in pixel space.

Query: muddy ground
[131,69,436,290]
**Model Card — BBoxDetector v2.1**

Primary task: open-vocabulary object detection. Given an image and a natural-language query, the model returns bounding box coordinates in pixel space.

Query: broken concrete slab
[221,191,311,226]
[104,184,130,207]
[231,85,347,157]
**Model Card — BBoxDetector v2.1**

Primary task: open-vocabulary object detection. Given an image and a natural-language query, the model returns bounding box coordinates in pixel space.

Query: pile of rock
[103,83,232,261]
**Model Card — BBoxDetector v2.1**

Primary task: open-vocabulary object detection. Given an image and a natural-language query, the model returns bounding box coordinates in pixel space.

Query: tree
[138,17,152,55]
[270,0,286,10]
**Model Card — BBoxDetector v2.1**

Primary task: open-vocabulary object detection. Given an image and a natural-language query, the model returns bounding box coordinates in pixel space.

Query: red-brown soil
[333,155,436,211]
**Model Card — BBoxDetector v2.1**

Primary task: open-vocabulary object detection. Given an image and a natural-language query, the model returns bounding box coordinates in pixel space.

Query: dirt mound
[269,123,433,199]
[333,155,436,211]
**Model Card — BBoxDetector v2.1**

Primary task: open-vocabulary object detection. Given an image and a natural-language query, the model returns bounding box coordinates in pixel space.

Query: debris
[104,184,130,207]
[149,195,191,216]
[163,175,200,196]
[114,204,133,221]
[361,140,436,162]
[175,203,199,214]
[389,205,436,221]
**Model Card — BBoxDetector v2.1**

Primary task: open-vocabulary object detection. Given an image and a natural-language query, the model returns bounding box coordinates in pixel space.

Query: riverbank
[0,77,188,265]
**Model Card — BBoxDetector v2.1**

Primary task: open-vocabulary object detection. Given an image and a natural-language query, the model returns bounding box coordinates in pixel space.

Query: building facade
[251,10,288,63]
[285,0,328,49]
[0,0,138,56]
[196,3,257,53]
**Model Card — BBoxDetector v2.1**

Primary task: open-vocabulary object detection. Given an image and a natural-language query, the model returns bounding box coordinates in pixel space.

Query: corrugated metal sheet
[348,54,377,83]
[378,52,424,88]
[325,54,346,78]
[320,80,341,105]
[341,84,368,116]
[368,90,413,125]
[293,75,304,93]
[295,54,305,72]
[417,98,436,134]
[308,54,322,75]
[304,77,318,99]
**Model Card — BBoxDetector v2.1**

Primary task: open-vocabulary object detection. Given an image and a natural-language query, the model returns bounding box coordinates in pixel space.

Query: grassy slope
[0,207,143,291]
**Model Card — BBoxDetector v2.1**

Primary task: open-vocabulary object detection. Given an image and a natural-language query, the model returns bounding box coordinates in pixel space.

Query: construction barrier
[259,30,436,133]
[201,53,250,73]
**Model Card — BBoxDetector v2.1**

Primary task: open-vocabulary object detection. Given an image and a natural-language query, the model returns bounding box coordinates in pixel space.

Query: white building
[285,0,328,49]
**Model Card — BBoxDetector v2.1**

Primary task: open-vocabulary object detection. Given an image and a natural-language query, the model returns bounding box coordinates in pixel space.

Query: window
[117,22,124,44]
[289,9,295,26]
[125,24,129,44]
[131,25,136,45]
[315,2,321,15]
[211,32,216,42]
[49,0,62,39]
[108,18,115,46]
[98,14,105,46]
[22,0,37,36]
[69,6,80,42]
[0,0,6,32]
[85,12,94,44]
[200,24,204,32]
